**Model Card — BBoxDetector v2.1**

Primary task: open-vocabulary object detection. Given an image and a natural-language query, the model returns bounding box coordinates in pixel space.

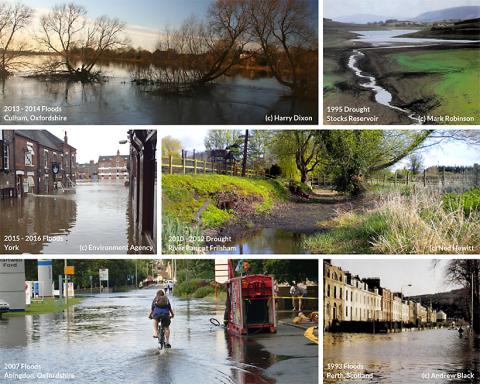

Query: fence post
[203,160,207,174]
[169,155,173,174]
[406,171,409,185]
[441,167,445,187]
[182,157,186,174]
[423,169,426,188]
[194,159,197,175]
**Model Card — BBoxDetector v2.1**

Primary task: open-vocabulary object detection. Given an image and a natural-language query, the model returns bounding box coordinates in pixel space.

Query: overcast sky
[331,259,462,296]
[324,0,480,19]
[162,129,480,168]
[46,128,131,164]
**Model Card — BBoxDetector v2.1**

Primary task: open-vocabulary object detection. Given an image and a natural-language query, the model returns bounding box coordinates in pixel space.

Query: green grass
[304,189,480,254]
[303,211,389,254]
[5,297,82,316]
[162,174,286,228]
[444,188,480,215]
[387,49,480,123]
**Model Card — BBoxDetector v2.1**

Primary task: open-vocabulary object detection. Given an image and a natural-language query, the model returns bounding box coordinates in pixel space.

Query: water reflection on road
[0,182,153,254]
[0,290,308,384]
[324,330,480,383]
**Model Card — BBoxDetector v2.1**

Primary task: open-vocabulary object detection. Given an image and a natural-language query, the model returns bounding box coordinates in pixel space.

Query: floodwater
[0,290,317,383]
[324,329,480,383]
[352,29,478,46]
[0,58,317,125]
[213,228,307,255]
[0,182,154,254]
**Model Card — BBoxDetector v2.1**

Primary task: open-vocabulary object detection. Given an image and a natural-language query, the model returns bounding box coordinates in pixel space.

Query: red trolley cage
[226,274,277,335]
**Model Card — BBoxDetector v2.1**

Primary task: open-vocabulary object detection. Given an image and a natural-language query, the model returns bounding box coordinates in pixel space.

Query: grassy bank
[5,297,82,316]
[162,174,286,252]
[304,189,480,254]
[369,48,480,124]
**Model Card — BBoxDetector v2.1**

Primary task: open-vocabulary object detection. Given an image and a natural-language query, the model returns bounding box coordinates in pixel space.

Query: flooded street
[0,290,318,384]
[0,182,154,254]
[324,330,480,383]
[0,60,317,125]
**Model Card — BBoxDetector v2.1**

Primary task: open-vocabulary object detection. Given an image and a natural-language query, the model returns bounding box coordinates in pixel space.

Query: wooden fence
[161,156,268,178]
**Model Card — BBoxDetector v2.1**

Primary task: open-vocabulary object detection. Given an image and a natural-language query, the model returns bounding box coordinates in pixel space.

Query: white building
[0,259,26,311]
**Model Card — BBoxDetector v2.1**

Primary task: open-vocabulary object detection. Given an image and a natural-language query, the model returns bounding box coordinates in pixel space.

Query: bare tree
[0,2,33,77]
[445,259,480,333]
[139,0,251,91]
[37,3,127,81]
[248,0,317,95]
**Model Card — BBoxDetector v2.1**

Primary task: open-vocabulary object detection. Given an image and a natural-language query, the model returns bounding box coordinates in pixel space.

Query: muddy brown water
[324,329,480,383]
[0,182,154,254]
[0,290,309,383]
[0,58,317,125]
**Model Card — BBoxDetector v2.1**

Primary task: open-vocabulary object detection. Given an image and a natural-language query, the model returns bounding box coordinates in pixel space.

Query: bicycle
[157,315,171,350]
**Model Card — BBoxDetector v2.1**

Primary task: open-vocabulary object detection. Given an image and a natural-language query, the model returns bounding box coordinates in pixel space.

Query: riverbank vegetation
[162,129,480,254]
[304,188,480,254]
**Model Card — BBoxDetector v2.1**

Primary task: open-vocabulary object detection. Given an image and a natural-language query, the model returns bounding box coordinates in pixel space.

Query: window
[334,286,337,299]
[44,150,48,168]
[25,148,33,166]
[327,285,330,297]
[2,142,9,170]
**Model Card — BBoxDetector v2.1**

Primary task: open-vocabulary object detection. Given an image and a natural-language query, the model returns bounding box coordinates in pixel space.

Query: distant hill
[334,14,392,24]
[408,287,469,319]
[413,6,480,22]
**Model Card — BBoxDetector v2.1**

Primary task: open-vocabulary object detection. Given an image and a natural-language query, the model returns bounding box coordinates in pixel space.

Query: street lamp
[400,284,412,329]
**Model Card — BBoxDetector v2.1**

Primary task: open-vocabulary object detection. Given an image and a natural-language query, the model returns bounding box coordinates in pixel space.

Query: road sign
[99,269,109,281]
[64,266,75,275]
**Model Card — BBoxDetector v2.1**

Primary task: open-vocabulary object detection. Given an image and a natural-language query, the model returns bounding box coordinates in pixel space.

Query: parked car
[0,299,10,314]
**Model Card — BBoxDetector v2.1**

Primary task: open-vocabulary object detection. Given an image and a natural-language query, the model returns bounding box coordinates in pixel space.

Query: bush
[192,286,215,298]
[173,279,209,297]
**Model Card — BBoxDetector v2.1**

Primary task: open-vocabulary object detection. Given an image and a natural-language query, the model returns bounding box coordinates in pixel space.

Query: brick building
[0,130,76,198]
[98,150,129,180]
[77,160,98,180]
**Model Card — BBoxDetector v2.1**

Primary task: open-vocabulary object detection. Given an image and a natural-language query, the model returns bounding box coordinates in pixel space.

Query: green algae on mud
[374,48,480,124]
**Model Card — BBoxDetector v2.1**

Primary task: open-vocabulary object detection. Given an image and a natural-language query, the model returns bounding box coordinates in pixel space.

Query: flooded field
[0,58,317,125]
[0,182,154,254]
[0,290,318,384]
[324,329,480,383]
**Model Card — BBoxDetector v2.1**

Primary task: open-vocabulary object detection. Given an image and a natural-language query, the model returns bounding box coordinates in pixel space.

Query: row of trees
[147,0,317,94]
[174,259,317,285]
[24,260,151,289]
[0,1,317,93]
[163,129,480,194]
